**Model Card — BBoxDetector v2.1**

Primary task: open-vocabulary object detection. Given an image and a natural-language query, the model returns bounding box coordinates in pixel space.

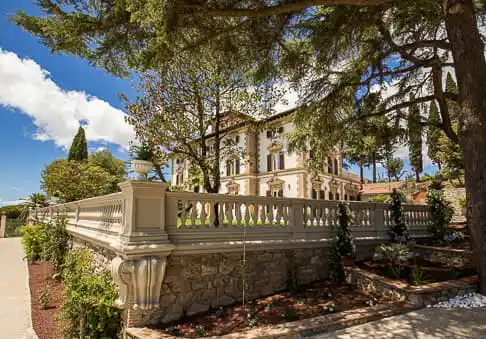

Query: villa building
[170,109,362,200]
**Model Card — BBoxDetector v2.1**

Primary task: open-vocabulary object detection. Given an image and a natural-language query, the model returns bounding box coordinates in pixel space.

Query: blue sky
[0,0,136,204]
[0,1,437,205]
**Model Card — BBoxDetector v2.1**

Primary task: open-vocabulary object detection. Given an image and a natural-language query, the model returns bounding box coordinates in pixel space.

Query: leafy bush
[0,205,24,219]
[426,190,454,240]
[389,189,409,243]
[20,224,46,261]
[369,195,390,203]
[329,203,355,282]
[60,249,122,338]
[42,214,70,274]
[459,195,466,209]
[373,244,409,265]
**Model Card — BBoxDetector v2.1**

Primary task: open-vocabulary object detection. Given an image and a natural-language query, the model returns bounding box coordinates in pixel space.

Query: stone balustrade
[31,180,433,327]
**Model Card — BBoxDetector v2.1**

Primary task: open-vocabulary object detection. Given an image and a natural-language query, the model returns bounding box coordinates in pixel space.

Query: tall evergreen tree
[68,126,88,161]
[408,101,423,181]
[427,101,442,170]
[445,72,458,120]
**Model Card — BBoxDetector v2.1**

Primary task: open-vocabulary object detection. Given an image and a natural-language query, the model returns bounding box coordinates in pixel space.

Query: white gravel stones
[431,293,486,308]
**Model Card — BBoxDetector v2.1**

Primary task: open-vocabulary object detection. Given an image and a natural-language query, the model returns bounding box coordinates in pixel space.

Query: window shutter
[278,190,283,197]
[266,190,271,197]
[312,189,317,199]
[279,152,285,170]
[266,130,272,138]
[235,135,240,144]
[267,154,273,171]
[226,161,231,176]
[319,190,325,200]
[278,126,284,134]
[329,192,334,200]
[334,158,339,175]
[235,158,240,174]
[336,193,340,200]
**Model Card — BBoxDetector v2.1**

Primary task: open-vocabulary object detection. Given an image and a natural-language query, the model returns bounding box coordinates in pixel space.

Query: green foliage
[282,309,297,321]
[68,126,88,161]
[373,244,409,265]
[389,190,409,243]
[427,101,442,169]
[42,215,70,274]
[0,205,24,219]
[329,203,355,282]
[408,100,423,178]
[459,195,466,209]
[385,157,405,181]
[41,158,124,203]
[89,150,127,178]
[410,266,427,285]
[426,190,454,240]
[129,142,154,162]
[60,249,122,339]
[368,195,390,203]
[39,284,50,310]
[20,224,45,261]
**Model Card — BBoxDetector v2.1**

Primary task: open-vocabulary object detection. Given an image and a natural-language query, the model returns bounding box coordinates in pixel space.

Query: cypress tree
[68,126,88,161]
[408,100,423,181]
[445,72,458,120]
[427,101,442,170]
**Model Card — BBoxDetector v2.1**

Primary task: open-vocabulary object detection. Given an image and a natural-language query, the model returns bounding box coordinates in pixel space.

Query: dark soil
[28,262,66,339]
[155,281,391,338]
[357,257,476,285]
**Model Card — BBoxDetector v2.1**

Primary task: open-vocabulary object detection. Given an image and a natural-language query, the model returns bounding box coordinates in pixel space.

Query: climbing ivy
[329,203,355,282]
[389,189,409,243]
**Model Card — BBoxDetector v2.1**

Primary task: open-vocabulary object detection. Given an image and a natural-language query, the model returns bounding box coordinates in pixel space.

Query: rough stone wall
[443,186,466,223]
[127,247,329,327]
[71,238,115,273]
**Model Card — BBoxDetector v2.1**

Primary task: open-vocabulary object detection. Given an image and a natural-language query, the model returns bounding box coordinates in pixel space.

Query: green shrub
[59,249,122,339]
[329,203,355,282]
[42,214,70,274]
[389,189,409,243]
[426,190,454,240]
[0,205,24,219]
[373,243,409,265]
[20,224,46,261]
[369,195,389,203]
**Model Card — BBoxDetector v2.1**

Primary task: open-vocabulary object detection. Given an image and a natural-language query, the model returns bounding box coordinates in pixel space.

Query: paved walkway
[310,307,486,339]
[0,238,37,339]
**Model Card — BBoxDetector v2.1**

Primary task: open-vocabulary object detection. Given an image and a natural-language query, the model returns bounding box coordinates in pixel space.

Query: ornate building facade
[170,109,362,200]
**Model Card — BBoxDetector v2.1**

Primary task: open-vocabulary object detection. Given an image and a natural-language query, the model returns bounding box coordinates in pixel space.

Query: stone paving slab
[309,307,486,339]
[0,238,37,339]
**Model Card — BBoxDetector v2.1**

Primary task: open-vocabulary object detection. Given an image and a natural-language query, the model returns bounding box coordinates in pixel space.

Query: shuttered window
[267,154,273,171]
[334,158,339,175]
[327,157,333,173]
[279,152,285,170]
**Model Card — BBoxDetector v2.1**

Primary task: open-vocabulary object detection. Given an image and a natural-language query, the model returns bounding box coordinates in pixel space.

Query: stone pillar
[0,211,6,238]
[111,181,175,327]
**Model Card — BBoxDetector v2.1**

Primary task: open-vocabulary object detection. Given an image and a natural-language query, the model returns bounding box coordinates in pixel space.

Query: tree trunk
[359,158,364,188]
[371,151,377,183]
[444,0,486,294]
[415,170,420,182]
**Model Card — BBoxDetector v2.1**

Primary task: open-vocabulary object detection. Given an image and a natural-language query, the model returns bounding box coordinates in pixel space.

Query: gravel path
[432,293,486,308]
[0,238,38,339]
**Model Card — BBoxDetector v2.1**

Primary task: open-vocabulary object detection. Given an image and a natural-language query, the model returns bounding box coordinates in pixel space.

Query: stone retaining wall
[443,186,466,223]
[71,237,115,273]
[410,244,473,268]
[345,267,477,307]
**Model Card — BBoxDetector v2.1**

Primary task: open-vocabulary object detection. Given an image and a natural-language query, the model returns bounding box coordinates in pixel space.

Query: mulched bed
[28,261,66,339]
[154,281,393,338]
[357,257,476,285]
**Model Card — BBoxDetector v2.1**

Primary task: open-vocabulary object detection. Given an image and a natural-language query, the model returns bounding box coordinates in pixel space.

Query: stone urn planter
[131,159,153,180]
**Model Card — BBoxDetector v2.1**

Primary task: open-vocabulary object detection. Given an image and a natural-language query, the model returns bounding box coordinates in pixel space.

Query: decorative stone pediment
[226,180,240,195]
[329,178,339,193]
[311,177,324,191]
[267,176,284,191]
[267,141,283,154]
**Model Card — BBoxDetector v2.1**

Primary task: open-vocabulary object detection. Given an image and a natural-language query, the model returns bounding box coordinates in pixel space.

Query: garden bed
[345,266,478,307]
[357,256,476,285]
[28,261,66,339]
[134,280,401,338]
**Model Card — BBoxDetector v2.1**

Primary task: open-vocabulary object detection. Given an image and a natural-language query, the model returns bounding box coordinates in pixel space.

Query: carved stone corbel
[111,256,168,310]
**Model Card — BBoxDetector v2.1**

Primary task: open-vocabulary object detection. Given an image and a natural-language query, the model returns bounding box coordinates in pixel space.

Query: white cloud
[0,49,135,149]
[272,81,299,113]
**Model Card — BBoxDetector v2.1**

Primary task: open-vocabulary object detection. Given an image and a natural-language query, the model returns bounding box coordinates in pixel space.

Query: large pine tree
[408,101,423,181]
[427,101,442,170]
[68,126,88,161]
